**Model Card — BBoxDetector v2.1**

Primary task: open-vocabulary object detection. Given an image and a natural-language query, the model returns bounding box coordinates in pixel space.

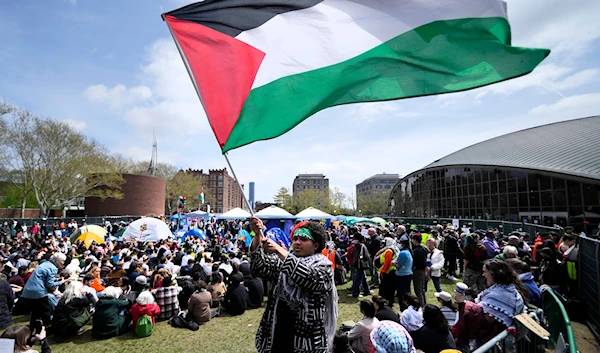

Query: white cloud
[529,92,600,116]
[83,84,152,109]
[62,119,86,131]
[350,102,420,123]
[507,0,600,59]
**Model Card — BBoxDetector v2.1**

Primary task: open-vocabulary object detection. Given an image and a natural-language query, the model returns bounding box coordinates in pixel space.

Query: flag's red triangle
[165,15,265,149]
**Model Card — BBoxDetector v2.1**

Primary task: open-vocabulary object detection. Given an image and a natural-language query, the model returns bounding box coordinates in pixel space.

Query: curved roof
[424,116,600,181]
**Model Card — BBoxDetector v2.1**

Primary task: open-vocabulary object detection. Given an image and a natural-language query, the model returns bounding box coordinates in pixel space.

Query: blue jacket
[394,248,413,277]
[21,261,62,299]
[519,273,542,307]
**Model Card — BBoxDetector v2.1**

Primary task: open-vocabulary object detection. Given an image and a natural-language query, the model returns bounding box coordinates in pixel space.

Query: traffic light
[183,196,187,207]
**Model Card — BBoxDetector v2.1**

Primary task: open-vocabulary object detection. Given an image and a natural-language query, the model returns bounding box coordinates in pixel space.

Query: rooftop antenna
[147,127,157,176]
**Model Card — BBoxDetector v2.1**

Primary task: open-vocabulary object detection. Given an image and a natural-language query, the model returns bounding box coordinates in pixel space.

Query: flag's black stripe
[166,0,323,38]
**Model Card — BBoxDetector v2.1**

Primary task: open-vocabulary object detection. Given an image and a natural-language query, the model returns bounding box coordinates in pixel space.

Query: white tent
[255,205,296,220]
[216,207,251,220]
[295,207,336,220]
[121,217,171,243]
[187,210,210,220]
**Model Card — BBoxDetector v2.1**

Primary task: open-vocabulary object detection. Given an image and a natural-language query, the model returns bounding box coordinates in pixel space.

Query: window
[218,181,223,187]
[539,175,552,191]
[218,175,223,180]
[567,180,582,206]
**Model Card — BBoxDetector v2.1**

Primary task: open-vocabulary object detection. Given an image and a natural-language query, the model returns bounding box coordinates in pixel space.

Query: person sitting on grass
[86,265,105,293]
[369,320,416,353]
[187,279,214,325]
[372,295,400,324]
[92,286,131,339]
[52,281,95,341]
[412,304,456,353]
[1,325,50,353]
[152,276,182,321]
[399,293,423,335]
[434,291,458,328]
[222,272,248,316]
[347,300,379,353]
[129,290,160,331]
[207,271,227,308]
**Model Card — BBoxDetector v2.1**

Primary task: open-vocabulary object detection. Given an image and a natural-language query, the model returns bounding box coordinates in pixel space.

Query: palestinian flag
[163,0,549,153]
[199,187,205,204]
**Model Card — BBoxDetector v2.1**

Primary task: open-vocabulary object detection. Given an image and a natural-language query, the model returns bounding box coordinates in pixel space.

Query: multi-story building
[293,174,329,197]
[186,168,244,213]
[356,173,401,211]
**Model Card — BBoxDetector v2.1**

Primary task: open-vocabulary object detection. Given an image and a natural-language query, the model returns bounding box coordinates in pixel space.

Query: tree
[357,192,390,216]
[273,187,293,211]
[0,106,124,216]
[165,170,208,215]
[292,189,328,214]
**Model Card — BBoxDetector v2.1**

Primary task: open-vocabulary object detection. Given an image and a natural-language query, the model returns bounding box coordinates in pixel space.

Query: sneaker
[358,294,364,298]
[447,275,458,281]
[369,290,374,294]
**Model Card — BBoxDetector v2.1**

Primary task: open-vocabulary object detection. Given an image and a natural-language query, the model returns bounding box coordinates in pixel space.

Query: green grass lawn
[10,278,457,353]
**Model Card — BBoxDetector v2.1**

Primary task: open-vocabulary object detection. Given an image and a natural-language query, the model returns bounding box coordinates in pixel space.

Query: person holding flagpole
[249,217,338,353]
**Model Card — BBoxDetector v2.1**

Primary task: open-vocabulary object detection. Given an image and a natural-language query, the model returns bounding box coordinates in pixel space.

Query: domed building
[389,116,600,227]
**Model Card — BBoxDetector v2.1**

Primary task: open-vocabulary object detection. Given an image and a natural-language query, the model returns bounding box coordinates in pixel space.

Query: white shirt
[400,306,423,332]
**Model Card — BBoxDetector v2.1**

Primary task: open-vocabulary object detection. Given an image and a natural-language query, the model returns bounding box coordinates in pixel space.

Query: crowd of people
[0,215,590,353]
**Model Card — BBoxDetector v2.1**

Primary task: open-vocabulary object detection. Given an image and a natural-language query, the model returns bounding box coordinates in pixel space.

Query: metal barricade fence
[473,312,548,353]
[541,286,578,353]
[579,235,600,343]
[390,217,558,235]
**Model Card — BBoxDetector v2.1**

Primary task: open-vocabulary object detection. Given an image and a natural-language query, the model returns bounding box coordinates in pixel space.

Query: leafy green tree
[357,192,390,216]
[273,187,293,211]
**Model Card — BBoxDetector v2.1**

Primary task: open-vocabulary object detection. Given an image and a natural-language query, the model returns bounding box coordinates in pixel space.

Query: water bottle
[505,334,517,353]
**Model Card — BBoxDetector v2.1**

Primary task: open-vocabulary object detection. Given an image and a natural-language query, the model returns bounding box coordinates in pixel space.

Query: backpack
[135,314,154,337]
[168,311,199,331]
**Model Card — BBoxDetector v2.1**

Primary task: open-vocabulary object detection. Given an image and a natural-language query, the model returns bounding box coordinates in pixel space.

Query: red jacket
[129,303,161,328]
[453,301,503,346]
[345,244,355,266]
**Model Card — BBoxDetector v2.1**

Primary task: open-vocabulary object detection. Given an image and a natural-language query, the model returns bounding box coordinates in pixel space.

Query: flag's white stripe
[235,0,507,89]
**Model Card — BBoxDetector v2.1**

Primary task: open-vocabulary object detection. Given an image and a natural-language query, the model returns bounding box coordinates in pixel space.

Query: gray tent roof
[424,116,600,181]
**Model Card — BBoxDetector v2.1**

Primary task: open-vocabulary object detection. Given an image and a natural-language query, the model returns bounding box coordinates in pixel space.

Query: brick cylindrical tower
[85,174,166,217]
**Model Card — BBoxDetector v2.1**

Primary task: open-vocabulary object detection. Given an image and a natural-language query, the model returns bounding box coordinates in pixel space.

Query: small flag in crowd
[199,188,205,204]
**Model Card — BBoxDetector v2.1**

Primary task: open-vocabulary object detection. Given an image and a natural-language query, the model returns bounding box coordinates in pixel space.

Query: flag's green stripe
[223,17,549,152]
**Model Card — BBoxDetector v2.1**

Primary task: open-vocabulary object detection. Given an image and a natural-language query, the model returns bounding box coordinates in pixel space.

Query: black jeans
[446,255,457,276]
[20,296,52,330]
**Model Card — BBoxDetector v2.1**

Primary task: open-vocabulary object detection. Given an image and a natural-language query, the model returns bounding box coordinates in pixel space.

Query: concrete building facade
[293,174,329,197]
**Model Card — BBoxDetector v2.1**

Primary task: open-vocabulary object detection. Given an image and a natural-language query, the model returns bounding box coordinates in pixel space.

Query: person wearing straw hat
[249,217,338,353]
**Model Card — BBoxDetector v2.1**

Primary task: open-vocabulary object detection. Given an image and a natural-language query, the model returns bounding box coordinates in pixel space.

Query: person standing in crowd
[462,234,489,293]
[443,228,460,281]
[411,233,429,306]
[367,228,382,289]
[374,237,398,306]
[426,238,444,293]
[351,233,372,298]
[394,235,413,311]
[347,300,379,353]
[0,276,14,330]
[20,252,67,329]
[249,218,338,353]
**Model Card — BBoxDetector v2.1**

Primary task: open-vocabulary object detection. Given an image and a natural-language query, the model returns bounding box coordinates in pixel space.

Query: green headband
[293,227,314,241]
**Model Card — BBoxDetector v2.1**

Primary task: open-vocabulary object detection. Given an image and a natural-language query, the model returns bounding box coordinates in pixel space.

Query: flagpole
[224,152,254,216]
[164,15,257,221]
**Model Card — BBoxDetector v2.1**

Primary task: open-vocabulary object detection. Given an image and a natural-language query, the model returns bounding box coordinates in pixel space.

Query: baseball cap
[135,275,148,286]
[434,291,452,302]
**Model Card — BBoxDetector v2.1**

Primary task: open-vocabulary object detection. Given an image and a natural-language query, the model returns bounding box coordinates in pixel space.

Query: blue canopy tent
[255,205,296,240]
[182,228,206,241]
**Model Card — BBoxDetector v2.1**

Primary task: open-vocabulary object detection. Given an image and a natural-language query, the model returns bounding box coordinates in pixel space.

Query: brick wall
[0,208,41,218]
[85,174,166,217]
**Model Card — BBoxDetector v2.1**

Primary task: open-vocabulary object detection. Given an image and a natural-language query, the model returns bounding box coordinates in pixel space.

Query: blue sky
[1,0,599,204]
